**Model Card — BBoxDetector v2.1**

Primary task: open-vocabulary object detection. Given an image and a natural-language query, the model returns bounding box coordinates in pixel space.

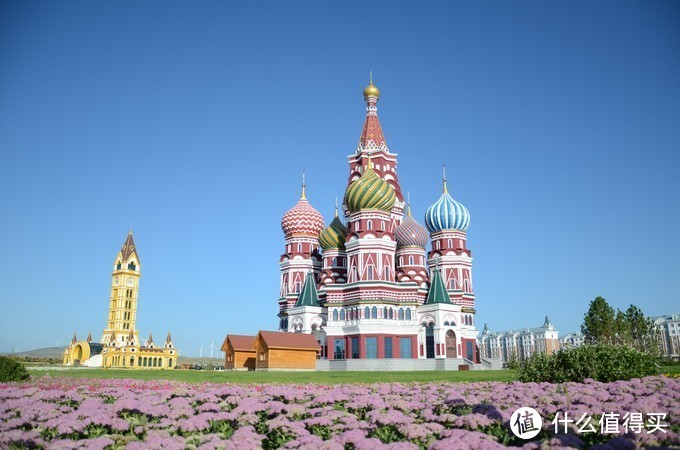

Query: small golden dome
[363,82,380,99]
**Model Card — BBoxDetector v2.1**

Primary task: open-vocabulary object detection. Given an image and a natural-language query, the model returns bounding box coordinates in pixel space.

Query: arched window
[364,306,370,318]
[116,261,122,270]
[333,309,338,321]
[436,241,441,250]
[297,243,302,253]
[340,309,346,321]
[398,308,404,320]
[371,306,377,318]
[406,309,412,320]
[295,282,301,293]
[444,321,449,326]
[128,262,136,271]
[367,220,372,230]
[383,307,388,318]
[448,239,453,248]
[449,279,456,289]
[389,308,394,319]
[366,266,374,280]
[288,244,292,253]
[384,265,390,281]
[332,257,337,266]
[380,221,385,231]
[409,256,414,265]
[399,256,404,266]
[419,256,423,265]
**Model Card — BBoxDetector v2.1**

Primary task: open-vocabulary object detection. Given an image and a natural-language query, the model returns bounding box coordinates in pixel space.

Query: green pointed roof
[295,271,320,307]
[425,267,452,305]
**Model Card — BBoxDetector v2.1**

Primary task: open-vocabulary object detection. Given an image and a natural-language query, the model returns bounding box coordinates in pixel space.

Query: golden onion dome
[319,215,349,250]
[344,163,396,213]
[363,82,380,99]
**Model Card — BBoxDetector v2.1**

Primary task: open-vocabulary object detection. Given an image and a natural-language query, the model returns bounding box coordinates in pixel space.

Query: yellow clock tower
[63,230,178,369]
[101,230,141,346]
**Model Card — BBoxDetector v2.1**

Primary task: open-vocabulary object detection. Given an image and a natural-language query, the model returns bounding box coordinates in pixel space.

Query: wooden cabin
[221,335,256,370]
[252,331,320,370]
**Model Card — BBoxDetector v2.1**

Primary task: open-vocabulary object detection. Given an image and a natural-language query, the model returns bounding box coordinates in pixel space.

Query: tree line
[581,296,659,355]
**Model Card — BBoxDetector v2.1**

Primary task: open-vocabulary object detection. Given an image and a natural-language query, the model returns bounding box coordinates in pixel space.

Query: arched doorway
[445,330,457,358]
[425,323,435,359]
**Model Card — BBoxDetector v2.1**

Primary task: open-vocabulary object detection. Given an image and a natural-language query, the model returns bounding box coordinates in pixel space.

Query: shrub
[0,356,30,382]
[517,344,658,383]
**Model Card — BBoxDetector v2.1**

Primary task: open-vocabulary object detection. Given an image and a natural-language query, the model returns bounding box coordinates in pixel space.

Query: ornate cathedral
[63,231,178,369]
[278,80,480,363]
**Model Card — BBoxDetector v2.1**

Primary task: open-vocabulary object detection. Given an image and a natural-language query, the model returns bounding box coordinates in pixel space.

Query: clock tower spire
[101,231,141,346]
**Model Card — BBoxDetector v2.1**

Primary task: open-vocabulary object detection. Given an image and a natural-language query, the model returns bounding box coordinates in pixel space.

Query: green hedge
[517,344,658,383]
[0,356,30,382]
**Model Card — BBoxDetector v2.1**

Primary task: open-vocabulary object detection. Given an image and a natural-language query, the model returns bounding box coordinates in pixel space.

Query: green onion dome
[319,214,349,250]
[344,161,396,213]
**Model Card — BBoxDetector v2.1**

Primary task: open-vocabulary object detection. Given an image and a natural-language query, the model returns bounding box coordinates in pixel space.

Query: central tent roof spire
[358,74,387,153]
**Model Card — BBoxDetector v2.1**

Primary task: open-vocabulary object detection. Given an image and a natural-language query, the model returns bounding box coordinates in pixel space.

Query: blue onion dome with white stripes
[395,206,429,248]
[425,170,471,232]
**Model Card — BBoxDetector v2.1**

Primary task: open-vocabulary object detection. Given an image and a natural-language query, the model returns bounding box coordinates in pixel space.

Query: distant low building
[221,335,256,370]
[63,231,178,369]
[252,331,320,370]
[559,332,585,349]
[653,314,680,359]
[478,316,559,364]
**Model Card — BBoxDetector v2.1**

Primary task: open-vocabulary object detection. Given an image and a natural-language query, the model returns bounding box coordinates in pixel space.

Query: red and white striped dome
[281,197,324,237]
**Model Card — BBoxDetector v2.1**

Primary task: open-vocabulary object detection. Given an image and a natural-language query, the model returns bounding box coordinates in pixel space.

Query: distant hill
[2,347,66,359]
[2,346,222,366]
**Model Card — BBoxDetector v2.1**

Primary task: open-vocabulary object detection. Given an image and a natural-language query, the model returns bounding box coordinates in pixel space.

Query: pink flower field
[0,375,678,449]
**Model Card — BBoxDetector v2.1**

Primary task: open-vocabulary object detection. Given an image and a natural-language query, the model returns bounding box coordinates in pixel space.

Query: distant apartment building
[478,316,559,364]
[653,314,680,359]
[559,332,585,348]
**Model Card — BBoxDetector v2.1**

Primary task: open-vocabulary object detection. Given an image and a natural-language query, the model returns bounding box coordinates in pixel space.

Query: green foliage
[581,297,617,344]
[581,297,660,354]
[517,344,659,383]
[620,305,660,355]
[0,356,30,382]
[505,352,520,370]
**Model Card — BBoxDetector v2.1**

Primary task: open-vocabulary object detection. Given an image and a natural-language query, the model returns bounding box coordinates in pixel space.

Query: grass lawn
[29,368,519,384]
[27,365,680,384]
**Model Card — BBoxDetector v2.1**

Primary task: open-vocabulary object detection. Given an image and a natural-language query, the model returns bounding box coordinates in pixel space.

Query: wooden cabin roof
[254,331,320,351]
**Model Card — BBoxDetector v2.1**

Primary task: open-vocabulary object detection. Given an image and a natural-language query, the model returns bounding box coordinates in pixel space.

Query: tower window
[371,306,377,318]
[366,266,374,280]
[409,256,414,265]
[116,262,122,270]
[128,262,136,271]
[380,221,385,231]
[297,243,302,253]
[448,239,453,248]
[367,220,372,230]
[332,257,337,267]
[384,265,390,281]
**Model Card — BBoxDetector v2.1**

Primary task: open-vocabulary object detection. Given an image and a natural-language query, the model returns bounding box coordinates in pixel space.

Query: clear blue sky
[1,1,678,356]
